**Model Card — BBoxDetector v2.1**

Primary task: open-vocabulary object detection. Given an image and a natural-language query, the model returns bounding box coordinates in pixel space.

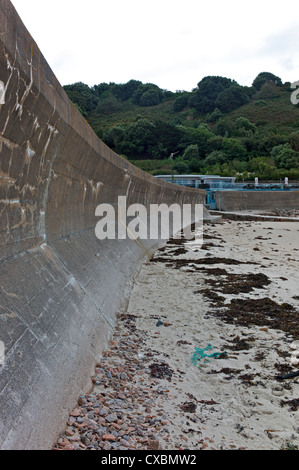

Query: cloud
[259,24,299,57]
[10,0,299,90]
[251,24,299,81]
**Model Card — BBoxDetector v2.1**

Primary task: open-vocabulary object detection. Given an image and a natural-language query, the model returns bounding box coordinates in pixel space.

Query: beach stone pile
[53,308,245,451]
[54,314,180,451]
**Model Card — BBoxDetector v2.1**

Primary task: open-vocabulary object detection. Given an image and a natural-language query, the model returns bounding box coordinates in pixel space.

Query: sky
[10,0,299,92]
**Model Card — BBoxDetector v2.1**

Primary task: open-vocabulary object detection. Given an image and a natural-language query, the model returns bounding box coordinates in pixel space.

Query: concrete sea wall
[215,190,299,212]
[0,1,206,449]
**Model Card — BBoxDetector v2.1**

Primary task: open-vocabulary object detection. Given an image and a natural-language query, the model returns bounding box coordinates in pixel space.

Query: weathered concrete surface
[210,210,299,222]
[215,190,299,212]
[0,1,207,449]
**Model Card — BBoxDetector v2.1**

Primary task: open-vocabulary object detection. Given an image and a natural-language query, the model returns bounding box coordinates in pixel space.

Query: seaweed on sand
[211,297,299,337]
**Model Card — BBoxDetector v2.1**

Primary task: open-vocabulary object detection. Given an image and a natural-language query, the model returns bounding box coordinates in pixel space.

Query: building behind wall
[155,175,236,209]
[155,174,236,189]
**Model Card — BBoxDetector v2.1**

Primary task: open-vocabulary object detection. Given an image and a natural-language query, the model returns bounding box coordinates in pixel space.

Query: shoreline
[54,217,299,451]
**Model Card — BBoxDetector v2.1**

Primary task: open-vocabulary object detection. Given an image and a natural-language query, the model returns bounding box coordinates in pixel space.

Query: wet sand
[54,217,299,451]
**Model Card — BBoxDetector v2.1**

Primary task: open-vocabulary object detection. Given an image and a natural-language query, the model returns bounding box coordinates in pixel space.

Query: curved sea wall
[0,1,206,449]
[215,190,299,212]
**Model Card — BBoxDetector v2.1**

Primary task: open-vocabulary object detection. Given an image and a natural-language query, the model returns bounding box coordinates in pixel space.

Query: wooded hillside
[63,72,299,181]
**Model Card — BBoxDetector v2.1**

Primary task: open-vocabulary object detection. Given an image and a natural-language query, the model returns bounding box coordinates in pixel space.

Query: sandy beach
[54,216,299,451]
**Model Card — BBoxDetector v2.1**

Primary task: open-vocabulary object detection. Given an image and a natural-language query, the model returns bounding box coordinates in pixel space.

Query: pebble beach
[53,216,299,451]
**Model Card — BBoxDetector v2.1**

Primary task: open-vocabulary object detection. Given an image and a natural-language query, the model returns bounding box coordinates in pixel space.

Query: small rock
[148,440,160,450]
[99,407,108,416]
[272,386,284,396]
[65,428,74,437]
[81,435,91,446]
[111,423,121,431]
[96,427,107,437]
[105,413,117,423]
[102,434,117,441]
[119,439,131,447]
[101,442,112,450]
[110,442,120,449]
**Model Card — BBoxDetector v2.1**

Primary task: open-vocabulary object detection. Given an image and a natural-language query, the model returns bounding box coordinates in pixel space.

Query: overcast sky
[11,0,299,92]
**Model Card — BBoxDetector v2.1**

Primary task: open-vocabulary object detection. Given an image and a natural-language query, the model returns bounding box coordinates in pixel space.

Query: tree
[222,138,247,161]
[173,92,190,112]
[257,81,282,99]
[182,144,199,161]
[178,125,214,156]
[124,118,157,156]
[152,120,183,157]
[103,125,126,154]
[96,95,121,114]
[140,89,161,106]
[111,80,142,101]
[206,135,224,154]
[189,157,203,172]
[248,156,276,176]
[234,117,257,137]
[215,85,250,113]
[64,82,98,115]
[92,82,113,98]
[103,119,157,158]
[204,150,227,166]
[131,83,164,106]
[252,72,282,91]
[173,160,189,174]
[191,76,236,113]
[257,134,288,155]
[289,132,299,151]
[270,144,299,169]
[214,118,235,137]
[206,107,223,123]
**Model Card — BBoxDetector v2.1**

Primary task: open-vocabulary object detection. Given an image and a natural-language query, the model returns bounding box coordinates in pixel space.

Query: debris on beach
[149,362,173,381]
[191,344,224,367]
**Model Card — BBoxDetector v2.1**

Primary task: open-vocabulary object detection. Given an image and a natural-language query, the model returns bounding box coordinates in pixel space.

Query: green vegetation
[63,72,299,181]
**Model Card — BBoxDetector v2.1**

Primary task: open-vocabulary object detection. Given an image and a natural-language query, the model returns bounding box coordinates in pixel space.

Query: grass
[87,96,200,137]
[228,86,299,131]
